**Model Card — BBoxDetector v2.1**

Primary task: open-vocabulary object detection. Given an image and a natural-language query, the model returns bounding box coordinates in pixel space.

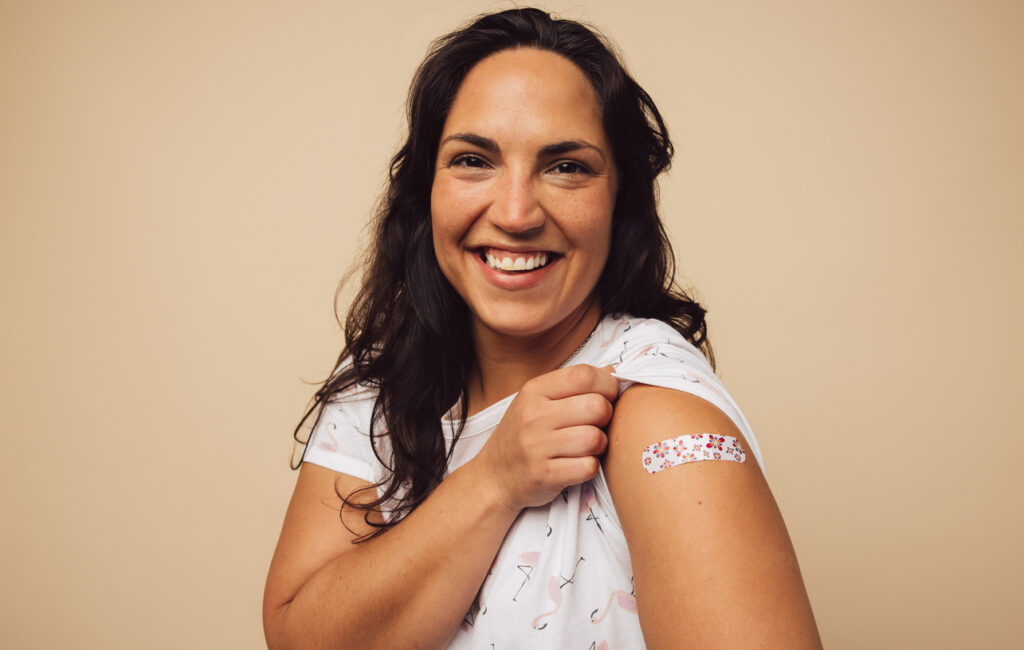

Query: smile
[478,247,557,273]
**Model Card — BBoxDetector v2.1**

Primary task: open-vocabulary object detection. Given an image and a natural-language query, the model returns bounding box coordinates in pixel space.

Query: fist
[474,364,620,512]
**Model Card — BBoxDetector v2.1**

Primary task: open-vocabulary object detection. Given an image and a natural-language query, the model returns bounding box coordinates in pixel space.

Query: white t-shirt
[304,313,764,648]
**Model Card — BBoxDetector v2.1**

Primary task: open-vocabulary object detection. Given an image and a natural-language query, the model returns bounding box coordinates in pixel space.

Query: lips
[477,247,558,273]
[473,245,557,274]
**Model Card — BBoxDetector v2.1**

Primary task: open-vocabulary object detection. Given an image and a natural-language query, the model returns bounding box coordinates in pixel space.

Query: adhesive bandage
[641,433,746,474]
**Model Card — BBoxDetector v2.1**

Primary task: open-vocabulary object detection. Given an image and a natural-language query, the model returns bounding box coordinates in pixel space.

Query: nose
[488,167,545,234]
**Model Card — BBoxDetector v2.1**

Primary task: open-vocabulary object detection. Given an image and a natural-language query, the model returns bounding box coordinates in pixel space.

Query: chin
[477,316,556,339]
[472,297,596,341]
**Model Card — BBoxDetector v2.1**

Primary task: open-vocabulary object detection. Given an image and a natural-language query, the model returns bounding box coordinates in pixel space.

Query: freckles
[432,192,487,249]
[430,186,459,225]
[562,202,613,232]
[435,177,485,209]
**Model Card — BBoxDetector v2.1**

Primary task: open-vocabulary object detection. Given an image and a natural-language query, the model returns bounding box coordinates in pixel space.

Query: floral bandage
[641,433,746,474]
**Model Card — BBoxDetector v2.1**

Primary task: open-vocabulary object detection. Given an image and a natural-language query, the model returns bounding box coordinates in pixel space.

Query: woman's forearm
[266,459,519,650]
[266,366,616,649]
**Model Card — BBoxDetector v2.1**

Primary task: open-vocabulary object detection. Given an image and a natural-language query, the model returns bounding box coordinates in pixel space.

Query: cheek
[567,197,614,259]
[430,179,478,240]
[429,182,477,286]
[429,184,459,248]
[583,206,614,277]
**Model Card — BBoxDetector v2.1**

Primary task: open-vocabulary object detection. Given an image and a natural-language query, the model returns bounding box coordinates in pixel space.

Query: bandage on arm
[604,386,821,648]
[641,433,746,474]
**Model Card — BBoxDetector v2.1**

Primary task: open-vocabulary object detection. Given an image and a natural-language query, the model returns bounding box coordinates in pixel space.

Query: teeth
[483,250,551,272]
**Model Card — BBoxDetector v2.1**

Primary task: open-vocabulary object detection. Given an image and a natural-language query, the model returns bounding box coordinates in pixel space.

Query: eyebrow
[539,139,606,162]
[439,133,607,162]
[440,133,499,153]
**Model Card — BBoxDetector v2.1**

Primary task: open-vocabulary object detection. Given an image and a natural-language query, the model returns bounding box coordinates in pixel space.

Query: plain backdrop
[1,1,1021,648]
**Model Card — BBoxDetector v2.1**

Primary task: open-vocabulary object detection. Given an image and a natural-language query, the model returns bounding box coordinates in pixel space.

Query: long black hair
[295,7,711,540]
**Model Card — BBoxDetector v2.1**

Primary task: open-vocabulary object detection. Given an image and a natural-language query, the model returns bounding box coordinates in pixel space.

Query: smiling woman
[264,7,821,649]
[431,48,616,357]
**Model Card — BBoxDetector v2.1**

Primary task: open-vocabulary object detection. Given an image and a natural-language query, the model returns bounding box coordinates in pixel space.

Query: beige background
[2,0,1021,648]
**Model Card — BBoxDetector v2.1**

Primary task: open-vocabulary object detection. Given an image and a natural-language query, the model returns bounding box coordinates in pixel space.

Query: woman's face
[430,48,617,340]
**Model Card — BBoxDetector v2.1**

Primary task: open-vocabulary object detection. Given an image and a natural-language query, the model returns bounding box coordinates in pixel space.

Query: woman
[264,8,821,649]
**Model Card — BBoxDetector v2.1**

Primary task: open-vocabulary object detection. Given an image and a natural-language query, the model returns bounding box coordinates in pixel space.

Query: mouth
[476,247,559,273]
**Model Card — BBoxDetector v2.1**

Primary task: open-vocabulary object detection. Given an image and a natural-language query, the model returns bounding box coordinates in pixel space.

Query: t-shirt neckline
[440,315,620,439]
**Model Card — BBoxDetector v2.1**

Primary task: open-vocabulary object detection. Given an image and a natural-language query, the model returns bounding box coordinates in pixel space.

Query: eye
[550,160,591,175]
[451,154,490,169]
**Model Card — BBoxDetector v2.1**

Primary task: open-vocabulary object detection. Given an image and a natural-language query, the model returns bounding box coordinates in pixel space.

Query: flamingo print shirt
[304,314,765,649]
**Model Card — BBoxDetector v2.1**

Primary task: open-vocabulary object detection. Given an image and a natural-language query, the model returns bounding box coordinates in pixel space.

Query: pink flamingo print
[599,320,630,348]
[532,556,586,629]
[579,483,596,513]
[531,576,563,629]
[580,484,604,534]
[513,551,540,602]
[590,590,637,624]
[315,420,338,452]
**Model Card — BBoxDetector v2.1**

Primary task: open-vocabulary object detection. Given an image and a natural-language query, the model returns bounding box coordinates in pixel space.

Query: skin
[605,387,822,648]
[263,47,821,648]
[430,47,616,414]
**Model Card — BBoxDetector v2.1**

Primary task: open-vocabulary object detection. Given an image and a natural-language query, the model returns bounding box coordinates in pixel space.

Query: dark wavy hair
[294,7,712,540]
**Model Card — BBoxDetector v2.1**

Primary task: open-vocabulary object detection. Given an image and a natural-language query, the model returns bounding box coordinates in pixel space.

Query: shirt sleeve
[302,392,384,485]
[604,318,765,472]
[590,317,769,533]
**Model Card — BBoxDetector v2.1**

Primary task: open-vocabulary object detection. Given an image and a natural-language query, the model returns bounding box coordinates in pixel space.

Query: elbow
[264,599,367,650]
[263,598,295,650]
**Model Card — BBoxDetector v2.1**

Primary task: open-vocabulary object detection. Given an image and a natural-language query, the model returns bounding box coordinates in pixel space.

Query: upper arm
[603,385,821,649]
[263,463,384,633]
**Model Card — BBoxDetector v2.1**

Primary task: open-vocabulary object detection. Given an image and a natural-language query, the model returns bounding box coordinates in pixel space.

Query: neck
[466,298,602,417]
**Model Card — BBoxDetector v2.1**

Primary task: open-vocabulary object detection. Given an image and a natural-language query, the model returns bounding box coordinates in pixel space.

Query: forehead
[442,48,605,141]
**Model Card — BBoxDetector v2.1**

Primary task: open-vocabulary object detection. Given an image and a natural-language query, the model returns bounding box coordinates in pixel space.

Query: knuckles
[581,393,613,424]
[493,363,617,508]
[565,364,596,390]
[578,455,600,479]
[578,426,608,455]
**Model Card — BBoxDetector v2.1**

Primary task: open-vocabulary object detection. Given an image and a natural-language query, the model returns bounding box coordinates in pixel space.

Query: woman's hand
[473,364,620,513]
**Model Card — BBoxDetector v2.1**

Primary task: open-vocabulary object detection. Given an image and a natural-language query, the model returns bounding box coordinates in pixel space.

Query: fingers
[548,392,614,429]
[532,364,620,402]
[511,454,603,508]
[547,425,608,458]
[548,455,602,486]
[477,364,619,511]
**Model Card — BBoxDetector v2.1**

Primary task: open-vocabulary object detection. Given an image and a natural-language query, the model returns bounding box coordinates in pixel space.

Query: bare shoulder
[603,385,822,649]
[606,385,767,500]
[603,386,774,568]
